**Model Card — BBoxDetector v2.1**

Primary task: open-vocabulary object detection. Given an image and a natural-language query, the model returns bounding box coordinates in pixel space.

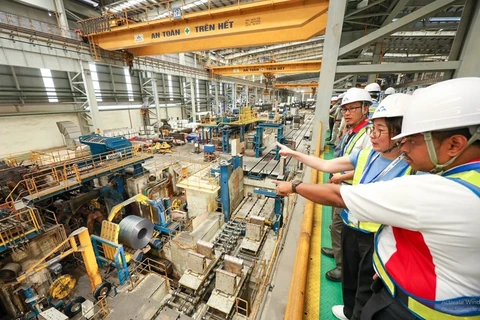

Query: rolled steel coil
[118,215,154,249]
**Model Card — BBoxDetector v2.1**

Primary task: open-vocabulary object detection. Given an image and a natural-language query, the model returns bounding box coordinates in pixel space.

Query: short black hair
[432,128,480,147]
[385,116,403,139]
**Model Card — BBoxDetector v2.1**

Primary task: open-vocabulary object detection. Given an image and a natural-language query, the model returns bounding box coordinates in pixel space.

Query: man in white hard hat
[384,87,395,97]
[328,93,345,145]
[321,88,372,282]
[365,82,382,118]
[274,77,480,319]
[329,96,339,141]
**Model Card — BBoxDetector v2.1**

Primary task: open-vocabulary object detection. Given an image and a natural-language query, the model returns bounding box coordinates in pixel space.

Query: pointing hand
[272,180,293,196]
[276,141,294,157]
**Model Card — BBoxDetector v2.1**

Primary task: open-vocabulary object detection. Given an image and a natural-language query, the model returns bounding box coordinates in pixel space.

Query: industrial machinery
[203,144,216,162]
[106,194,180,236]
[79,134,144,175]
[90,194,179,285]
[12,227,110,319]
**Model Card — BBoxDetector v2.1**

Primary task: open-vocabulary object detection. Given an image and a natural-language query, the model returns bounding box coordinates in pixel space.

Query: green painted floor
[320,147,343,319]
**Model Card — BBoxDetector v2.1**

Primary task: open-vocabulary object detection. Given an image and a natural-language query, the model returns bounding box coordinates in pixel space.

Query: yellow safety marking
[100,220,120,261]
[303,151,326,319]
[100,220,133,263]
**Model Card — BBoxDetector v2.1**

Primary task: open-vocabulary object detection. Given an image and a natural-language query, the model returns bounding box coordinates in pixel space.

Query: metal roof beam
[339,0,458,57]
[335,61,459,75]
[345,0,386,19]
[381,0,410,27]
[222,37,324,61]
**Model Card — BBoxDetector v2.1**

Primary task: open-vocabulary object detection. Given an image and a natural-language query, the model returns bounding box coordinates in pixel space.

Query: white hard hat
[412,87,426,96]
[385,87,396,95]
[340,88,372,107]
[371,93,411,120]
[394,77,480,173]
[393,78,480,140]
[365,83,381,93]
[331,96,338,101]
[338,93,345,99]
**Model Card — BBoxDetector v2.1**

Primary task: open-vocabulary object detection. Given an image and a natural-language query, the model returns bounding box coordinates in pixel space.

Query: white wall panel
[0,113,80,154]
[101,110,143,131]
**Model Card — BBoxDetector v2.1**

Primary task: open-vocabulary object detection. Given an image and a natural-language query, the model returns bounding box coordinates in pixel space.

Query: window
[196,78,201,112]
[124,68,134,102]
[168,75,174,101]
[89,62,102,102]
[40,68,58,103]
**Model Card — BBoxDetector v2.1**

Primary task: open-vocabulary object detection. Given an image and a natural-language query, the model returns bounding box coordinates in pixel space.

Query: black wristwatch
[291,180,303,193]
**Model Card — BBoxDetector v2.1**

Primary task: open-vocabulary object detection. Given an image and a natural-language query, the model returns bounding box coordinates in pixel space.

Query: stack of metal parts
[212,220,246,255]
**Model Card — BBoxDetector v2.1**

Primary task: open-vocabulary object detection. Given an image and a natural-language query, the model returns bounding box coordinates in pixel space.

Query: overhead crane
[206,60,322,77]
[78,0,329,57]
[274,82,319,89]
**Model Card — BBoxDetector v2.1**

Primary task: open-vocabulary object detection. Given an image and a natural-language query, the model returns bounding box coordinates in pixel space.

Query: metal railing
[128,257,170,291]
[0,203,42,252]
[5,147,153,203]
[0,10,80,40]
[78,0,266,36]
[79,297,111,320]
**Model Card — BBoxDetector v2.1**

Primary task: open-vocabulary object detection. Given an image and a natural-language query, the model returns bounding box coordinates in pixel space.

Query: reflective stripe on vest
[373,166,480,319]
[343,149,411,233]
[344,126,370,156]
[341,124,371,184]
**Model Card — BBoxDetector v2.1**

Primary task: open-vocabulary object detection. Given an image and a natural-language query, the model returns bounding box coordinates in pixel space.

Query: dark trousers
[342,225,375,320]
[361,279,419,320]
[329,117,335,139]
[331,207,344,268]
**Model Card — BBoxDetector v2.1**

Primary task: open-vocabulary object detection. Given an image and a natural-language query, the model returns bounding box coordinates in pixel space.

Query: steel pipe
[285,122,322,319]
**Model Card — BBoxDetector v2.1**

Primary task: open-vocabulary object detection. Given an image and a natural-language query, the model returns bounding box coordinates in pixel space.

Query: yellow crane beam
[274,82,319,88]
[81,0,328,57]
[207,60,321,76]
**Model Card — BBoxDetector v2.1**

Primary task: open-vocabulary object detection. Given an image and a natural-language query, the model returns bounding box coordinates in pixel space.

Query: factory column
[214,81,220,115]
[151,75,161,128]
[81,62,104,134]
[189,78,196,121]
[312,0,347,151]
[454,0,480,77]
[232,83,237,109]
[53,0,69,38]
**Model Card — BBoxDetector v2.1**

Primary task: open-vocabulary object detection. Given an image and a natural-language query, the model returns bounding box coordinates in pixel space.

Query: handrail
[284,121,322,319]
[3,147,154,204]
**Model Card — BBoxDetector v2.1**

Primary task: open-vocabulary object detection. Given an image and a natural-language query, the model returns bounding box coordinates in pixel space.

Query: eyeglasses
[340,106,362,114]
[366,127,389,138]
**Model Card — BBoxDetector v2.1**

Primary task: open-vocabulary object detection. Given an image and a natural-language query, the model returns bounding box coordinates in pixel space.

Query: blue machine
[222,126,231,153]
[147,198,180,235]
[79,134,144,175]
[79,134,132,157]
[254,123,286,159]
[211,156,243,222]
[90,235,130,285]
[253,188,284,233]
[204,144,216,153]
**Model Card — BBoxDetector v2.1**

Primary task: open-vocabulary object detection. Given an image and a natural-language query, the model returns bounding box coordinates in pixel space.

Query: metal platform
[107,273,168,319]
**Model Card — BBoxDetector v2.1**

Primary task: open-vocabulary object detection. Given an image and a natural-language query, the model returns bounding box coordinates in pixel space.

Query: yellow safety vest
[343,149,411,233]
[340,123,371,185]
[373,167,480,320]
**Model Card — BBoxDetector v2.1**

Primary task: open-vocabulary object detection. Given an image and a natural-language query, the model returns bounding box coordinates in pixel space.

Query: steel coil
[0,262,22,281]
[118,215,154,249]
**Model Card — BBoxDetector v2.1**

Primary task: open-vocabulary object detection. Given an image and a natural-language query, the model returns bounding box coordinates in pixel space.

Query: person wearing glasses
[275,78,480,320]
[322,88,373,283]
[277,93,412,320]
